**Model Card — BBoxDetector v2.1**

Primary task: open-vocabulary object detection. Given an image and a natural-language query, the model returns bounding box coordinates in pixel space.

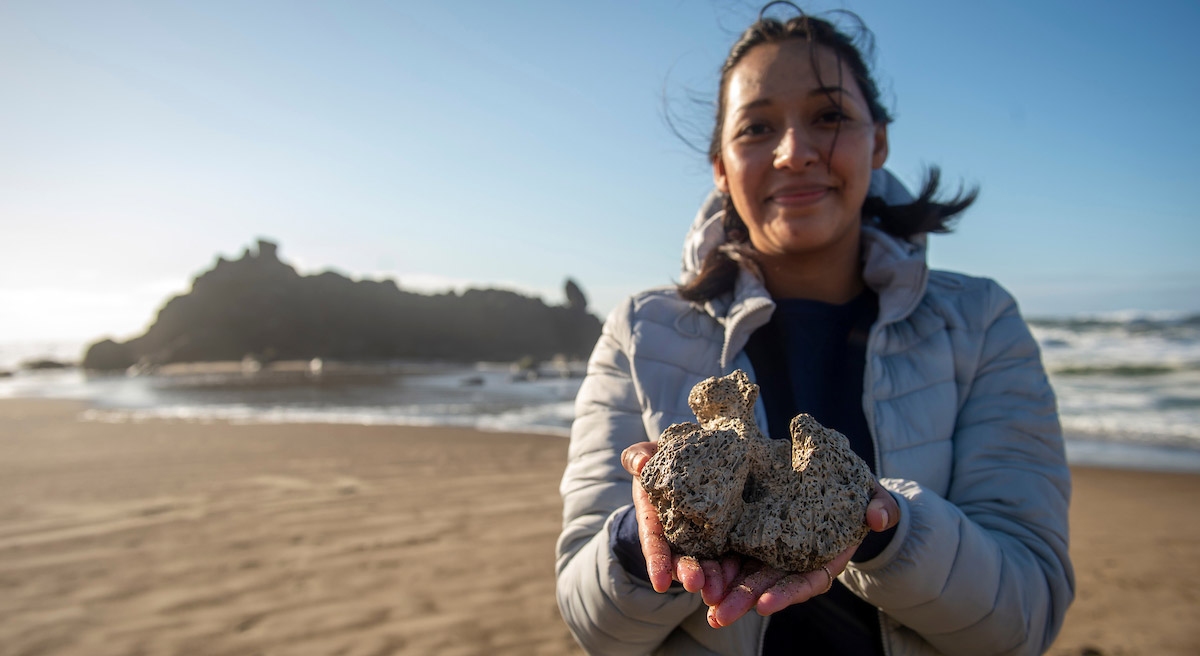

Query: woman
[555,6,1073,655]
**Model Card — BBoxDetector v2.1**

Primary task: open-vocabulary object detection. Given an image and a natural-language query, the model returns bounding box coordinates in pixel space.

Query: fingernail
[880,508,889,529]
[633,454,648,472]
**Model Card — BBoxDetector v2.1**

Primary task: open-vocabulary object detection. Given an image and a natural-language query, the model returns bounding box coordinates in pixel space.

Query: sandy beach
[1,399,1197,655]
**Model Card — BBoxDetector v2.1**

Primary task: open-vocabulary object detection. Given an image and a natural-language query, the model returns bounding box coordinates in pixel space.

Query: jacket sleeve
[554,298,703,655]
[842,281,1074,656]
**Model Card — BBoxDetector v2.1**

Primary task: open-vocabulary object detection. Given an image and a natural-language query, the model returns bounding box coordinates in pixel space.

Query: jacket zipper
[862,323,889,656]
[863,275,926,656]
[757,615,769,656]
[878,614,892,656]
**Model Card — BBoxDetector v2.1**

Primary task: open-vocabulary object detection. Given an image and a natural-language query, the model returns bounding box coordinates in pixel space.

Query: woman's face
[713,40,888,262]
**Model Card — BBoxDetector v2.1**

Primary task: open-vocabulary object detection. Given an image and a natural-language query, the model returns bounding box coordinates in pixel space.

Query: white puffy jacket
[555,173,1073,655]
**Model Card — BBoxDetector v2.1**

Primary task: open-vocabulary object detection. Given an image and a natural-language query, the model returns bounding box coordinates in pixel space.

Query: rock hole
[742,474,766,503]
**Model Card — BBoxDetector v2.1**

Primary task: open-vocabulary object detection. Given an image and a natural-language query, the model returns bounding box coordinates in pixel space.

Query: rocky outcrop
[80,339,134,371]
[640,370,873,572]
[82,240,602,370]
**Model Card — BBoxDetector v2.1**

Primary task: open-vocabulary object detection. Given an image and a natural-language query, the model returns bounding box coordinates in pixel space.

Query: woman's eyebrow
[809,85,850,98]
[732,86,857,118]
[732,98,773,116]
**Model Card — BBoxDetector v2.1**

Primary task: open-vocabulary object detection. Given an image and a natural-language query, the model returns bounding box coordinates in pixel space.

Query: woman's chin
[757,220,858,257]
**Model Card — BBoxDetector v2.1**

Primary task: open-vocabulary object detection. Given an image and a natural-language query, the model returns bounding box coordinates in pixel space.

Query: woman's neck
[757,237,865,304]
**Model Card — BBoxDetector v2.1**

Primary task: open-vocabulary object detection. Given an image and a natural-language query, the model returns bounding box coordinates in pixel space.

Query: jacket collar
[861,224,929,325]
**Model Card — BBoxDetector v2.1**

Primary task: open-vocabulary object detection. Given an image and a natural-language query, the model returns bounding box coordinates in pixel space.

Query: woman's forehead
[725,40,862,108]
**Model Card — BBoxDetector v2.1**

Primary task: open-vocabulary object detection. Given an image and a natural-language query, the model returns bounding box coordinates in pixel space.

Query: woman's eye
[816,109,849,125]
[737,122,771,138]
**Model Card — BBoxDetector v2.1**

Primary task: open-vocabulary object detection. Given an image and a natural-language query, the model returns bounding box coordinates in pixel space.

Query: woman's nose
[773,127,820,170]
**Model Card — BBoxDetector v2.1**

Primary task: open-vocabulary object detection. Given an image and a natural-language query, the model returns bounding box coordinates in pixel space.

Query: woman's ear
[871,124,889,169]
[712,156,730,193]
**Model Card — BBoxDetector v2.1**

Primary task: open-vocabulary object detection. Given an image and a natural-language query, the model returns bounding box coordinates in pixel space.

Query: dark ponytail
[863,167,977,238]
[678,196,751,302]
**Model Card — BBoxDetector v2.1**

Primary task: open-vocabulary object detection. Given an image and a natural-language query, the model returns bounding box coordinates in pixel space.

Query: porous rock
[639,370,873,572]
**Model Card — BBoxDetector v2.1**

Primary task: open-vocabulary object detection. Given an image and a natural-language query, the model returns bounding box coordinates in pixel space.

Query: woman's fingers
[699,554,743,606]
[720,554,742,591]
[674,555,706,593]
[632,478,675,593]
[824,542,856,580]
[755,569,829,615]
[699,559,725,605]
[707,563,785,628]
[708,545,857,622]
[631,482,707,594]
[621,442,658,475]
[626,442,676,592]
[866,481,900,532]
[759,542,858,613]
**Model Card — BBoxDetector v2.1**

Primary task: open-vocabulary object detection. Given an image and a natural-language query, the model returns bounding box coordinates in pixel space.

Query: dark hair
[679,3,978,302]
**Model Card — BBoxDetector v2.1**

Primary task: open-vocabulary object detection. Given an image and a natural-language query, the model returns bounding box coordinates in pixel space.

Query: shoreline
[4,367,1199,475]
[79,409,1200,474]
[14,384,1200,474]
[1,399,1198,654]
[1064,436,1200,474]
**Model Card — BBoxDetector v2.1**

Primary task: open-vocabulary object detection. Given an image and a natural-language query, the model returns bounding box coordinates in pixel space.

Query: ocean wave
[1049,362,1200,377]
[1060,414,1200,446]
[1065,440,1200,473]
[1032,315,1200,380]
[80,400,576,437]
[1029,311,1200,339]
[1157,395,1200,410]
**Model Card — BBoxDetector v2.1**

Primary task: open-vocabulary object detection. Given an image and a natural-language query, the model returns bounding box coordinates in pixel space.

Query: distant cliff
[82,240,603,371]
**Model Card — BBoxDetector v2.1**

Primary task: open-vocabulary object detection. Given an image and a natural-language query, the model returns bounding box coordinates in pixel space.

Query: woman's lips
[768,185,831,206]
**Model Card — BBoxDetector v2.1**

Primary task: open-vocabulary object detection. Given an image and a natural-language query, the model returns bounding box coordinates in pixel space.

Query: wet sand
[0,399,581,655]
[0,399,1196,655]
[1050,463,1200,655]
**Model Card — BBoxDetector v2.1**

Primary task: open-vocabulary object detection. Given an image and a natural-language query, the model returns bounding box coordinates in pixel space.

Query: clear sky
[2,0,1198,348]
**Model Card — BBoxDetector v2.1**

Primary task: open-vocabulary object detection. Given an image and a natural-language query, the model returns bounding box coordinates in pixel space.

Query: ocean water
[2,311,1199,472]
[1030,313,1200,456]
[0,361,582,437]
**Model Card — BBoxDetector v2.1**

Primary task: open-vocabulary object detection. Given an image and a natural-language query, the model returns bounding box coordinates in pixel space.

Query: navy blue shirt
[744,290,891,655]
[612,290,894,654]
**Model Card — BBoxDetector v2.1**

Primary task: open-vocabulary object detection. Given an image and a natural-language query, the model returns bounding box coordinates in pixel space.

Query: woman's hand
[704,544,854,627]
[621,442,730,602]
[706,480,901,627]
[864,480,900,533]
[622,447,902,625]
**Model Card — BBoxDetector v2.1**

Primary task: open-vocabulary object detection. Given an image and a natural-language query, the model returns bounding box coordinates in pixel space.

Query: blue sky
[2,0,1197,347]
